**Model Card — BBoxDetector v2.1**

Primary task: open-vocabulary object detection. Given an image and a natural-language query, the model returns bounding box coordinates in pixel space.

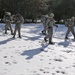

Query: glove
[56,25,58,27]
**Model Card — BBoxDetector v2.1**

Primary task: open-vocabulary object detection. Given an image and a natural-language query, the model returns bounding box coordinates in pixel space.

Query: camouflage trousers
[5,22,13,34]
[13,24,21,38]
[42,23,47,34]
[65,27,75,39]
[45,27,53,42]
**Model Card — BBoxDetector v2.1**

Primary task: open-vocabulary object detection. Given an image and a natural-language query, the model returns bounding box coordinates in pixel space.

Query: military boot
[65,37,68,39]
[44,37,47,42]
[11,33,14,35]
[42,30,46,35]
[49,41,54,45]
[5,32,7,34]
[19,36,21,38]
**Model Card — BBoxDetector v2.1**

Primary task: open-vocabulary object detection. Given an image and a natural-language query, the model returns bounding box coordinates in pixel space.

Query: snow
[0,23,75,75]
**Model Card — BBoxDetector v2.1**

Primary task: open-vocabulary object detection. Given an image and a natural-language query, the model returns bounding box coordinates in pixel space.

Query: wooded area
[0,0,75,22]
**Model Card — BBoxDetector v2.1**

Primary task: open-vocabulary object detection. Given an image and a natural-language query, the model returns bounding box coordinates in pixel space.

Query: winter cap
[49,13,54,17]
[71,16,75,20]
[5,12,11,15]
[45,14,48,17]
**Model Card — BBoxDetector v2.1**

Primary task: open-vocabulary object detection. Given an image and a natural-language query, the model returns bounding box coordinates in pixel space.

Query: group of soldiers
[3,11,24,38]
[41,13,75,44]
[3,11,75,44]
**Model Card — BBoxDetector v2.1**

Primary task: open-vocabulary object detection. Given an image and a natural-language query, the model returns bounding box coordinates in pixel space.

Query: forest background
[0,0,75,22]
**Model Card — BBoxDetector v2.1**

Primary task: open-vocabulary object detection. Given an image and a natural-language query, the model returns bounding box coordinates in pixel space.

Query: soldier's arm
[21,16,24,24]
[54,24,58,27]
[53,19,58,27]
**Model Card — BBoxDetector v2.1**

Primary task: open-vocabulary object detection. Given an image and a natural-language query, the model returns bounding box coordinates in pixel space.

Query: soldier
[65,17,75,39]
[11,15,16,23]
[44,13,58,44]
[13,13,24,38]
[41,15,48,35]
[4,12,13,34]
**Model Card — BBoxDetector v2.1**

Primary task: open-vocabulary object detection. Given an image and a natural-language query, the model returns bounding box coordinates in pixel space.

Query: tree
[0,0,48,22]
[47,0,75,20]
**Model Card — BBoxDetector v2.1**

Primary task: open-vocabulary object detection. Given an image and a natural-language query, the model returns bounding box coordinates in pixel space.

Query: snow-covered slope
[0,23,75,75]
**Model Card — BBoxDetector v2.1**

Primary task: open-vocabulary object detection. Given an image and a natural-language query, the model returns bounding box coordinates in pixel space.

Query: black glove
[56,25,58,27]
[54,24,58,27]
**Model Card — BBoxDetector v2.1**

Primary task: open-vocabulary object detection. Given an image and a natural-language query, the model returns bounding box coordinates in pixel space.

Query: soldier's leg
[9,23,13,35]
[44,28,49,42]
[7,26,10,30]
[44,27,52,42]
[18,25,21,38]
[71,27,75,39]
[65,27,70,39]
[48,28,54,44]
[44,25,46,33]
[13,25,17,38]
[5,23,8,34]
[42,23,46,35]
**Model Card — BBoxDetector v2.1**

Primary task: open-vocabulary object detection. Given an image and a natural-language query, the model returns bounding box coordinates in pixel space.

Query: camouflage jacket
[41,15,48,24]
[65,19,74,27]
[15,14,24,24]
[46,18,55,28]
[4,15,11,23]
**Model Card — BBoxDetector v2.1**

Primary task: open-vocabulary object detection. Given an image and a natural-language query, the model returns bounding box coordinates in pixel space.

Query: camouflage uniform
[65,18,75,39]
[44,13,56,44]
[13,14,24,38]
[41,15,48,34]
[4,12,13,34]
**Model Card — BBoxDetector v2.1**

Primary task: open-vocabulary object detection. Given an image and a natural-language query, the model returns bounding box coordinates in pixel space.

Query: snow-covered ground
[0,23,75,75]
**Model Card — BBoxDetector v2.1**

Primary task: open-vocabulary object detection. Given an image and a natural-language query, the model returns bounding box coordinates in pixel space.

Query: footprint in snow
[9,47,11,48]
[56,70,60,73]
[45,67,49,70]
[33,71,37,73]
[39,68,49,74]
[13,61,17,64]
[35,73,40,75]
[56,70,66,74]
[72,65,75,67]
[54,58,63,62]
[47,55,49,57]
[58,67,62,69]
[10,56,13,58]
[3,47,6,49]
[49,63,51,64]
[40,59,44,61]
[20,74,24,75]
[27,61,30,63]
[40,55,44,57]
[60,55,67,59]
[23,46,26,47]
[52,67,55,69]
[61,71,66,74]
[18,46,21,48]
[5,62,11,65]
[63,50,74,53]
[52,73,55,75]
[0,50,2,51]
[43,71,49,74]
[49,59,51,60]
[39,69,44,71]
[4,56,7,58]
